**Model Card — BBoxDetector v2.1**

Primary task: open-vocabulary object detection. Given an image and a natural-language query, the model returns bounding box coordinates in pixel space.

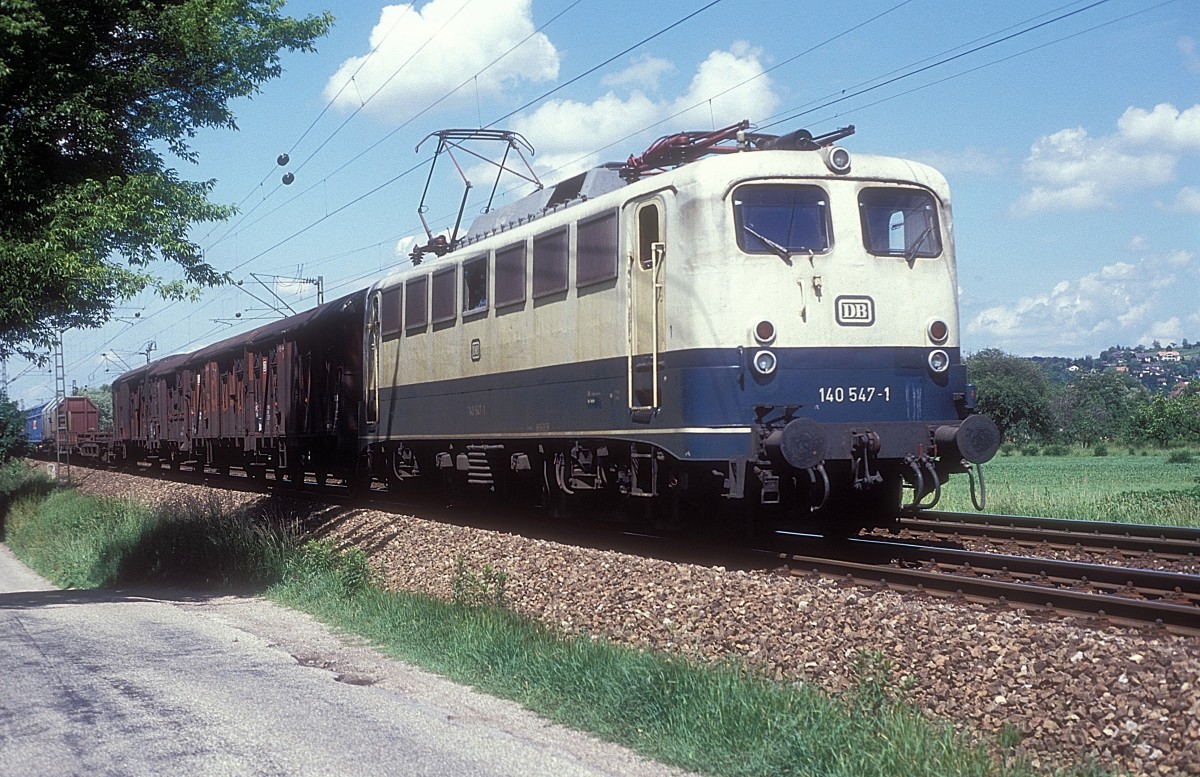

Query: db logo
[835,295,875,326]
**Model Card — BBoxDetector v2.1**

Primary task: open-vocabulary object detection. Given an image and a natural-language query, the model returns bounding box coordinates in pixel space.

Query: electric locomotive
[361,122,1000,533]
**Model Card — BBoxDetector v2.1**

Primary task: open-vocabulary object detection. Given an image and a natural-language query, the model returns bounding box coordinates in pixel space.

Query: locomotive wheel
[343,452,378,499]
[540,458,570,520]
[385,447,405,492]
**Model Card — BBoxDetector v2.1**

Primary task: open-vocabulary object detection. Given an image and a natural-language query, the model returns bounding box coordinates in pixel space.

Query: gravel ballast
[64,467,1200,776]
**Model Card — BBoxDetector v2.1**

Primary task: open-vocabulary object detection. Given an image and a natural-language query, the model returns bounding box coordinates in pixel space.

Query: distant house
[1158,350,1182,362]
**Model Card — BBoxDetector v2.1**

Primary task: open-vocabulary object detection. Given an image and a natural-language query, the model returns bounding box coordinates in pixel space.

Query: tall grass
[1,464,291,589]
[0,464,1104,776]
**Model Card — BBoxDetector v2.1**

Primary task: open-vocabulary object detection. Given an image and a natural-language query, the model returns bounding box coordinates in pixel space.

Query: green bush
[0,392,29,463]
[1167,450,1195,464]
[1092,444,1109,457]
[1043,444,1069,457]
[452,555,509,609]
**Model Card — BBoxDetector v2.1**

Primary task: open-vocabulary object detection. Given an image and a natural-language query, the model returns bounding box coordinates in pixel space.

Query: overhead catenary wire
[205,1,473,249]
[197,2,419,247]
[206,0,589,250]
[207,0,729,269]
[759,0,1117,131]
[113,0,1147,369]
[32,0,1178,397]
[793,0,1180,136]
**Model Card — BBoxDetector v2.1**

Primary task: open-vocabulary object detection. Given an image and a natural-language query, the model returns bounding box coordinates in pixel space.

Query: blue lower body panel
[369,346,966,463]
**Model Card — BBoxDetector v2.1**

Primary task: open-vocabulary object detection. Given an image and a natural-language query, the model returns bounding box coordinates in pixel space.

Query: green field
[935,450,1200,527]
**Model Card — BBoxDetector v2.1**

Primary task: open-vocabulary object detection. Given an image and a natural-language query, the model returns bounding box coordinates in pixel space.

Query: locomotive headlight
[822,145,851,174]
[927,349,950,373]
[927,319,949,344]
[754,319,776,345]
[752,349,778,376]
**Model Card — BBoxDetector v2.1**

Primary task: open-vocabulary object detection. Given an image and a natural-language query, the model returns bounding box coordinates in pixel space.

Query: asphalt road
[0,544,692,777]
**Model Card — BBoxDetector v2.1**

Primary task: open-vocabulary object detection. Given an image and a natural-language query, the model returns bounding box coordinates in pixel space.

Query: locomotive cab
[653,133,999,528]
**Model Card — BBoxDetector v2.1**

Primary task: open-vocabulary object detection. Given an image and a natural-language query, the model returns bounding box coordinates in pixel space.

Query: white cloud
[601,57,675,92]
[1138,317,1185,348]
[324,0,558,118]
[668,42,776,127]
[1116,103,1200,150]
[511,91,663,178]
[1179,36,1200,74]
[1166,248,1194,267]
[1165,186,1200,214]
[1011,103,1199,216]
[1014,181,1110,214]
[512,44,777,180]
[394,235,418,258]
[966,248,1198,355]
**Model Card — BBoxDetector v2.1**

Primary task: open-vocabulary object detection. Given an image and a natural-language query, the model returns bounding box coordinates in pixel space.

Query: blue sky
[6,0,1198,407]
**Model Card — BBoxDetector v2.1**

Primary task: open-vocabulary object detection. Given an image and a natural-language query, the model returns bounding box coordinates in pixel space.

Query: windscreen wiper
[903,223,934,267]
[744,225,792,264]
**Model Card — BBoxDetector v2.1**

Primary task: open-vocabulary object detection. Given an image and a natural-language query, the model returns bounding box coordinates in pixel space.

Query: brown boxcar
[111,290,367,483]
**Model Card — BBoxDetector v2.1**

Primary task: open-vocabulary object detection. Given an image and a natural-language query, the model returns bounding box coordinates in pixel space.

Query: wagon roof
[118,289,368,381]
[145,352,194,379]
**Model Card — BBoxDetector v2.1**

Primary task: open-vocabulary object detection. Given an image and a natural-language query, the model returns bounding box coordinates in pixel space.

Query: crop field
[936,449,1200,527]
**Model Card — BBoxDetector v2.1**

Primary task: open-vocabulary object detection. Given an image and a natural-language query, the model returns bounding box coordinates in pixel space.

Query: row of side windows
[380,208,619,338]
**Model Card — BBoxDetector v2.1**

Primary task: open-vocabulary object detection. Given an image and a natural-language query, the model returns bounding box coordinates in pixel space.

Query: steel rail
[899,511,1200,557]
[772,543,1200,636]
[848,537,1200,604]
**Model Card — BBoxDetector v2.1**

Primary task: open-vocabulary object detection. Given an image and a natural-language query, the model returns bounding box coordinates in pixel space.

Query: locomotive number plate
[835,295,875,326]
[818,386,892,403]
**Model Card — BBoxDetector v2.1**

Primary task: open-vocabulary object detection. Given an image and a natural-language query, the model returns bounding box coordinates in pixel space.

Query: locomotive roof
[463,164,628,241]
[453,147,948,250]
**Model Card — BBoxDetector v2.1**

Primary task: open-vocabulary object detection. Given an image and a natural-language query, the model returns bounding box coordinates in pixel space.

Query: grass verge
[0,462,1103,777]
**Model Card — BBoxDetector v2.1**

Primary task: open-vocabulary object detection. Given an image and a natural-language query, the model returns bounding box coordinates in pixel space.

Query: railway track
[768,533,1200,636]
[895,510,1200,559]
[51,458,1200,635]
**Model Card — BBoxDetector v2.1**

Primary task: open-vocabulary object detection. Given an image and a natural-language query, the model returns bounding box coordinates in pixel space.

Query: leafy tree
[965,349,1054,442]
[0,390,28,461]
[1051,371,1147,446]
[1,0,333,361]
[80,385,113,432]
[1131,394,1200,447]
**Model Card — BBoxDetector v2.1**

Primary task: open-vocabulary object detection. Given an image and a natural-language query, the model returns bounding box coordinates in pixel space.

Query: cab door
[627,199,666,411]
[365,291,381,428]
